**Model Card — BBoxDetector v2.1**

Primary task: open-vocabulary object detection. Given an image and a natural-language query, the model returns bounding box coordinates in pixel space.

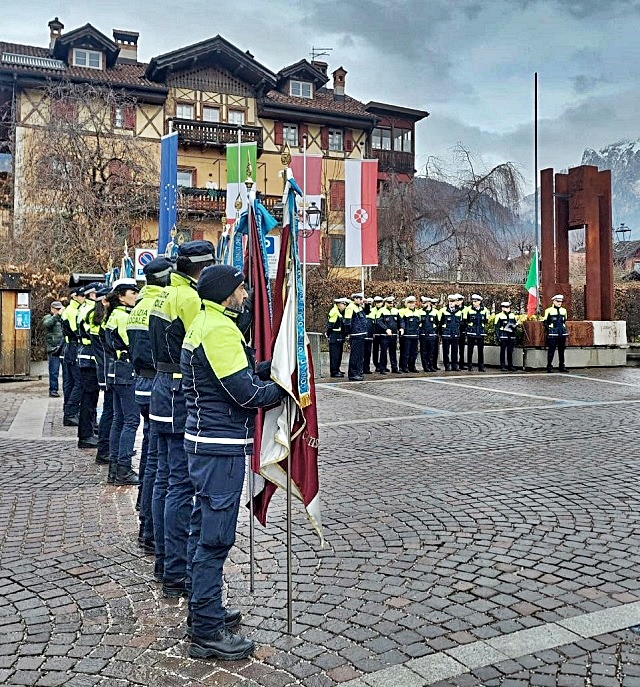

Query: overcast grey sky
[5,0,640,191]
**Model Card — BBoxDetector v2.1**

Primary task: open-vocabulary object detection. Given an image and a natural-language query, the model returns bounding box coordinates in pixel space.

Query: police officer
[544,294,569,372]
[128,257,174,555]
[181,264,286,660]
[326,297,348,378]
[90,286,112,465]
[363,297,375,375]
[419,297,439,372]
[76,283,102,449]
[369,296,384,373]
[463,294,490,371]
[495,301,518,371]
[104,278,141,484]
[439,295,462,371]
[399,296,420,373]
[376,296,400,374]
[343,293,367,381]
[456,294,467,366]
[149,240,214,597]
[61,286,85,425]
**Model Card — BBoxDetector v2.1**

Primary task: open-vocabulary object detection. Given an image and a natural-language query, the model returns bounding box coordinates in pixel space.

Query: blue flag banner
[158,131,178,254]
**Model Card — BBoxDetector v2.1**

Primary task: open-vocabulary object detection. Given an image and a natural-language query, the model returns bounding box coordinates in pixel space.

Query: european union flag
[158,131,178,254]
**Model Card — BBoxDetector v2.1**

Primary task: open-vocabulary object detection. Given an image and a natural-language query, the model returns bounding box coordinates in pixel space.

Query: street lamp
[615,223,631,242]
[300,201,322,237]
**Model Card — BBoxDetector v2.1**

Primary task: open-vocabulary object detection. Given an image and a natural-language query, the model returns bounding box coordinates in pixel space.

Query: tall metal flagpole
[280,145,294,635]
[230,126,242,266]
[245,159,256,594]
[534,72,540,314]
[302,135,308,324]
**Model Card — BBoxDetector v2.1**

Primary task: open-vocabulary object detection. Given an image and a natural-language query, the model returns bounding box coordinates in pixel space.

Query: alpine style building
[0,18,428,266]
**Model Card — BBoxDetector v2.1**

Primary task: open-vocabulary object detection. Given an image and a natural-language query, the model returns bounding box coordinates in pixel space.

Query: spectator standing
[42,301,64,397]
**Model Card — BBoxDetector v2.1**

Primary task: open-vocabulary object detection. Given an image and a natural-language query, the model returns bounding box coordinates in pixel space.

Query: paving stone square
[1,369,640,685]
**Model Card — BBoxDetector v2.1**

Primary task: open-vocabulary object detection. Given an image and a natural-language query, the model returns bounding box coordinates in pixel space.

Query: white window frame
[228,109,245,126]
[283,123,299,147]
[202,106,220,123]
[394,128,412,153]
[176,103,194,120]
[177,169,193,188]
[113,107,125,129]
[328,129,343,152]
[73,48,102,69]
[372,127,392,151]
[290,80,313,98]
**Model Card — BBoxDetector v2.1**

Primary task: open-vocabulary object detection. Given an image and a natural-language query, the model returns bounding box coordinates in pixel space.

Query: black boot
[63,416,79,427]
[107,462,117,484]
[189,628,254,660]
[95,451,110,465]
[186,609,242,637]
[115,467,139,485]
[163,578,188,598]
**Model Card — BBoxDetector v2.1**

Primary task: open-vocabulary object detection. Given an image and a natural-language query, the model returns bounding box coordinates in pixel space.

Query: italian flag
[525,247,538,315]
[225,141,258,225]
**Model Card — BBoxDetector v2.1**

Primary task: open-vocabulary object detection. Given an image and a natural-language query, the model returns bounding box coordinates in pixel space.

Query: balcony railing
[370,149,415,176]
[170,119,263,152]
[178,187,282,219]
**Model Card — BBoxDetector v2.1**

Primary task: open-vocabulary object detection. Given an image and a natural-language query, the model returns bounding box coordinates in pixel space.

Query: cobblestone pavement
[2,369,640,686]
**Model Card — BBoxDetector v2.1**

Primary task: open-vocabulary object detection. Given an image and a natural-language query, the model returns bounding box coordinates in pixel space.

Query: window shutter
[299,123,308,146]
[124,105,136,131]
[329,179,345,212]
[344,129,354,152]
[274,121,284,146]
[320,126,329,150]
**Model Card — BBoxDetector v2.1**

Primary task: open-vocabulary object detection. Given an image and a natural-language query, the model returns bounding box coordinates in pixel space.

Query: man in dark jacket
[181,264,285,661]
[42,301,64,397]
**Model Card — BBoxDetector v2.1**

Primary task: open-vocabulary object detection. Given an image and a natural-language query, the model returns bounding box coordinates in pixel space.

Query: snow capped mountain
[519,141,640,240]
[582,140,640,238]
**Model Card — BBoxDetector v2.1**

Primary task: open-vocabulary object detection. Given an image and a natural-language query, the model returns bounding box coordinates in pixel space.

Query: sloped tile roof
[263,87,376,121]
[0,41,166,92]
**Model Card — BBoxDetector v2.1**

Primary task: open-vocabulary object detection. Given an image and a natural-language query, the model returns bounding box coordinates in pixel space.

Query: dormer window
[73,48,102,69]
[290,80,312,99]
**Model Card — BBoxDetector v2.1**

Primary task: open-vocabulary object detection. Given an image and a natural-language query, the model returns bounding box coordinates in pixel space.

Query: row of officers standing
[327,292,570,380]
[53,241,279,661]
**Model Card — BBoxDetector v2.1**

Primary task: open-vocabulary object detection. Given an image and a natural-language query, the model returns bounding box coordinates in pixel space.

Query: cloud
[518,0,640,18]
[571,74,610,94]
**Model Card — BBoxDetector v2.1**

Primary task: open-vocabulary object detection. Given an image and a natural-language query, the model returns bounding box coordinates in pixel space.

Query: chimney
[113,29,139,62]
[48,17,64,50]
[332,66,347,100]
[311,60,328,77]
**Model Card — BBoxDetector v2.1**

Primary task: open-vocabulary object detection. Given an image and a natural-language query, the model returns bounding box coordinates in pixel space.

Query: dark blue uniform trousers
[62,359,82,418]
[97,387,114,458]
[109,383,140,470]
[187,451,245,638]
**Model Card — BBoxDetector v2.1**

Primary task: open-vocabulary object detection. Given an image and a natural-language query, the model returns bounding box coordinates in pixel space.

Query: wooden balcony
[170,119,263,152]
[370,149,415,176]
[178,187,282,220]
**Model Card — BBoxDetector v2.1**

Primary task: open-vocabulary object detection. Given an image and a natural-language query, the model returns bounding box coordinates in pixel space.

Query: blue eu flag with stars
[158,131,178,254]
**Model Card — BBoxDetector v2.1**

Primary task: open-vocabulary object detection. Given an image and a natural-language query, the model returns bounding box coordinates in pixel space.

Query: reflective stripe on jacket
[181,300,285,455]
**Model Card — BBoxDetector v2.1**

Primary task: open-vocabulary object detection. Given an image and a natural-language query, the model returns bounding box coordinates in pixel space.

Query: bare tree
[9,81,159,273]
[381,145,530,283]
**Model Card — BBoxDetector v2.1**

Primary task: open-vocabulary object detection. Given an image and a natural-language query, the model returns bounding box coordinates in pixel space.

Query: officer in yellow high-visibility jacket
[544,294,569,372]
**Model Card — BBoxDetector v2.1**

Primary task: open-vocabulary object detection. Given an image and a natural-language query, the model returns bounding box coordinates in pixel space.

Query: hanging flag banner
[525,247,539,315]
[225,141,258,225]
[291,154,322,265]
[158,131,178,254]
[344,158,379,267]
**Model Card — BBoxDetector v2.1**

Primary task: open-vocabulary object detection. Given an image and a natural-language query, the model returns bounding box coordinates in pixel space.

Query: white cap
[333,297,349,304]
[471,294,482,301]
[420,296,428,302]
[111,278,139,291]
[373,296,384,302]
[384,296,395,302]
[350,292,364,299]
[365,297,374,304]
[455,293,464,300]
[552,294,564,301]
[429,297,439,304]
[447,294,457,301]
[404,296,416,303]
[501,301,511,307]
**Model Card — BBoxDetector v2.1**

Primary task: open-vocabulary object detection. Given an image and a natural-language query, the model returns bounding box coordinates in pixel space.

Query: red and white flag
[291,154,322,265]
[344,158,379,267]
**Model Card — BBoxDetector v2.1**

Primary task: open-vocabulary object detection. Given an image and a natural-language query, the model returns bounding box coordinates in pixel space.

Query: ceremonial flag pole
[158,124,178,254]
